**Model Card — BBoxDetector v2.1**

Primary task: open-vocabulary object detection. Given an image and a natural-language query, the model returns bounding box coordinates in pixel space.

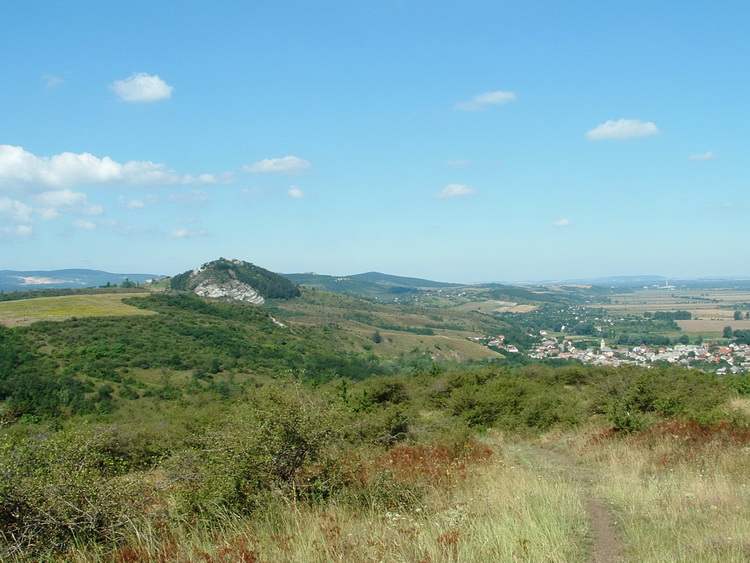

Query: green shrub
[166,388,344,517]
[591,366,730,432]
[0,425,148,558]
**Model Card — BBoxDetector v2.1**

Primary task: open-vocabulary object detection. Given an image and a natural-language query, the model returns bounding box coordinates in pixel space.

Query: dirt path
[507,442,625,562]
[539,444,623,562]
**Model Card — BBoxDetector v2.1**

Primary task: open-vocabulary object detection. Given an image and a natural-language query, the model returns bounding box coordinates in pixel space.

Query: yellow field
[0,293,155,326]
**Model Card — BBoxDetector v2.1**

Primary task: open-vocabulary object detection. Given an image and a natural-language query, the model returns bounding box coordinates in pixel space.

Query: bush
[0,425,149,558]
[592,366,730,432]
[166,388,344,517]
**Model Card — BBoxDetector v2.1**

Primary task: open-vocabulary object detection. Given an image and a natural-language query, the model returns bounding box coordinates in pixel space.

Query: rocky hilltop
[170,258,300,303]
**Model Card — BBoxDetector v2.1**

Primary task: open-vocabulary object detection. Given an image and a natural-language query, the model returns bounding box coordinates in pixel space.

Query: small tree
[723,326,733,339]
[734,310,743,321]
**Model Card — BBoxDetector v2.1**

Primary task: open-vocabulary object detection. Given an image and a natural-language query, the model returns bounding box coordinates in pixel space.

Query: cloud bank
[0,145,219,191]
[0,146,224,235]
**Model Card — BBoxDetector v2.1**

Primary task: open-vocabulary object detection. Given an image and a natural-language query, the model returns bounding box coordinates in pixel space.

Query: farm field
[603,289,750,321]
[0,293,156,326]
[677,319,750,334]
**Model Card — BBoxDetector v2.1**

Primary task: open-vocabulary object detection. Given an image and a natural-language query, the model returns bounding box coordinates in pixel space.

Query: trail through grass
[502,439,624,563]
[546,422,750,562]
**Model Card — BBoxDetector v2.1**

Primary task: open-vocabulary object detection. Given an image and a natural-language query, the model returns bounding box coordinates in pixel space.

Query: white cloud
[97,219,135,236]
[34,189,103,220]
[0,197,33,223]
[288,187,305,198]
[0,145,220,191]
[74,219,97,230]
[42,73,64,88]
[167,189,209,206]
[446,159,470,167]
[110,72,173,102]
[243,156,312,174]
[689,151,717,161]
[170,228,210,239]
[197,173,219,184]
[455,90,516,111]
[1,224,33,237]
[554,218,571,227]
[586,119,659,140]
[435,184,477,199]
[121,197,145,209]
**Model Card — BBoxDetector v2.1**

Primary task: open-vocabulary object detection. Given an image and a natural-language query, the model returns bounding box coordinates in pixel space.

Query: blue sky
[1,1,747,283]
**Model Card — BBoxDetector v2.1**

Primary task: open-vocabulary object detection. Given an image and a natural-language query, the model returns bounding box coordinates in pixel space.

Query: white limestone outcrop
[194,280,265,304]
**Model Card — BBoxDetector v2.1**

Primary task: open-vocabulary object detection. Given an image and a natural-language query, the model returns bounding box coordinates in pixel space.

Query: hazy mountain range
[0,269,161,292]
[2,267,750,294]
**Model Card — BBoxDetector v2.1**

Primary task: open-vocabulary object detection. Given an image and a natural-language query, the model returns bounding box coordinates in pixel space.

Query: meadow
[0,293,155,327]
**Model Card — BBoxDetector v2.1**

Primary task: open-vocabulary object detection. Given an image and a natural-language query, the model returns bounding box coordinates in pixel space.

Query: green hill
[350,271,460,288]
[171,258,300,300]
[283,271,460,303]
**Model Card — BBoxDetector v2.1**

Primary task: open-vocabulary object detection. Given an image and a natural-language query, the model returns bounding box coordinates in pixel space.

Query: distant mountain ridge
[4,264,750,296]
[282,271,459,302]
[349,272,460,288]
[0,269,161,292]
[522,275,750,290]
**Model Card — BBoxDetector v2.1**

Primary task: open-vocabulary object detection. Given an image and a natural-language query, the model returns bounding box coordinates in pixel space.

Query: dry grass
[55,437,589,563]
[19,419,750,562]
[568,420,750,562]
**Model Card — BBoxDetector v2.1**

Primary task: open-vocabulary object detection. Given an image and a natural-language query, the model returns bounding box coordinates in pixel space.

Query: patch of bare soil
[0,316,40,327]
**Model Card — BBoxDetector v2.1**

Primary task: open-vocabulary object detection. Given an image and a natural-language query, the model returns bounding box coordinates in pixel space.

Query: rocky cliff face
[194,279,265,304]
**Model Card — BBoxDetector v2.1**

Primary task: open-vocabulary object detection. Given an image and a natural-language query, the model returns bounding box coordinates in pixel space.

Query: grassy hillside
[266,287,508,360]
[4,280,750,560]
[2,360,750,561]
[0,285,519,422]
[281,272,429,302]
[0,291,154,326]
